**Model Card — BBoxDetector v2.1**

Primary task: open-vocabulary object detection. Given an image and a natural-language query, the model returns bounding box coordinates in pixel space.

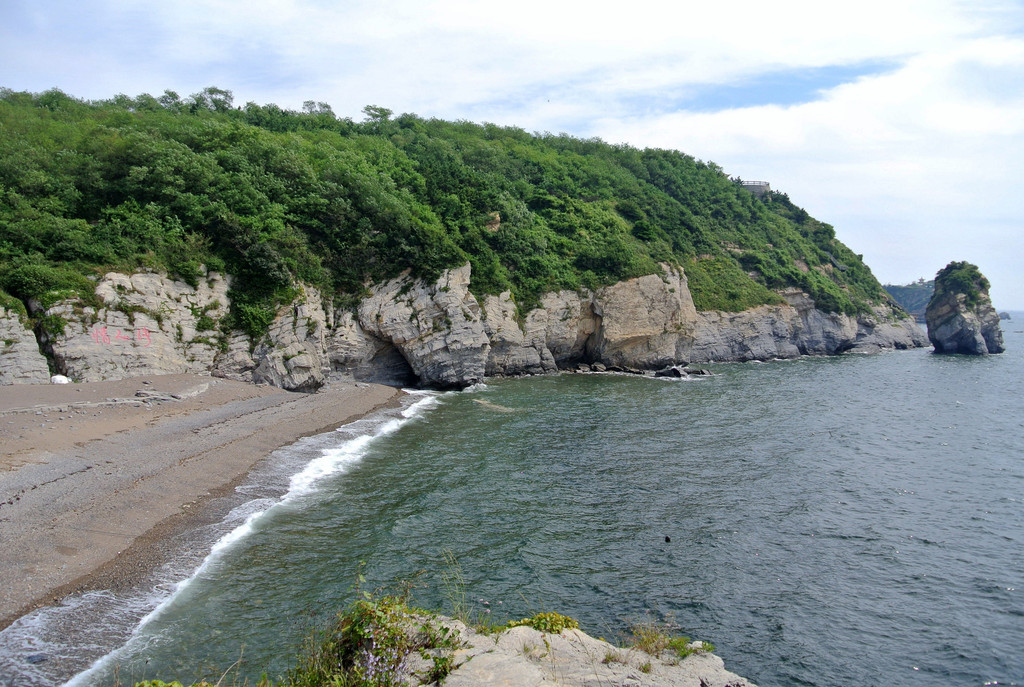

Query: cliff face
[0,306,50,384]
[925,262,1004,355]
[690,289,927,362]
[38,271,230,383]
[2,263,926,388]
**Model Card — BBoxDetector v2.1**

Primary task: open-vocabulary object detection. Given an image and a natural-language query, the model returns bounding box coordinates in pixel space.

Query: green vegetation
[884,278,933,318]
[499,611,580,634]
[626,616,715,660]
[136,586,467,687]
[129,601,716,687]
[282,590,462,687]
[932,260,989,309]
[2,86,890,339]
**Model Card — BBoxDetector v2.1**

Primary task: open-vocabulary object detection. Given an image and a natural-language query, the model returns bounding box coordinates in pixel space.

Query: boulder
[925,261,1004,354]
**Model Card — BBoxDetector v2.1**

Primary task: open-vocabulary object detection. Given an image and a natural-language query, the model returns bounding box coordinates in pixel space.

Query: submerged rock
[925,261,1004,355]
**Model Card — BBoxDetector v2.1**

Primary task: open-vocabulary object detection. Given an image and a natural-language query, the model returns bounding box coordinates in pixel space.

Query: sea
[1,316,1022,687]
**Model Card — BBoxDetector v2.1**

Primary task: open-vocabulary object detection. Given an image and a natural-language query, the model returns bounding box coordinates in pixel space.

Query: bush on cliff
[1,86,890,336]
[932,260,989,308]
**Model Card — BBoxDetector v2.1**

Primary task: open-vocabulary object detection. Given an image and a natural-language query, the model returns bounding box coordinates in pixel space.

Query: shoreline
[0,374,403,632]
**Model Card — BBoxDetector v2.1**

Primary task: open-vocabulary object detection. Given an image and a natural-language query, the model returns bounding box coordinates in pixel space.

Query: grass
[626,615,715,660]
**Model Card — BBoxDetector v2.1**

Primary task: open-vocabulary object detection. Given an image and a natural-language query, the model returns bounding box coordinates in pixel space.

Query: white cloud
[584,31,1024,306]
[1,0,1022,305]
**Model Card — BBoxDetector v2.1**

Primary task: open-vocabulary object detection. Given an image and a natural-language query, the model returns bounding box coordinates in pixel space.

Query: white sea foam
[9,389,444,687]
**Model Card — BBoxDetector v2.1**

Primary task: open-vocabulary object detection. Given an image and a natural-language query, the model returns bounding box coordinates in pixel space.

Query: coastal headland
[0,374,402,631]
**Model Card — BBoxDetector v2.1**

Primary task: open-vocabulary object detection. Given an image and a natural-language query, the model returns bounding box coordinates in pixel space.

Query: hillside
[884,279,933,322]
[1,86,890,339]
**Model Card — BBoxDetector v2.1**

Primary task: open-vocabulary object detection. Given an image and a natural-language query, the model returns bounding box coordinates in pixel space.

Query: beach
[0,374,402,631]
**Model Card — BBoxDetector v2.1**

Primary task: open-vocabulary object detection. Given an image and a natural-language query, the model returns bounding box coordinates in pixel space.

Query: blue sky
[2,0,1023,307]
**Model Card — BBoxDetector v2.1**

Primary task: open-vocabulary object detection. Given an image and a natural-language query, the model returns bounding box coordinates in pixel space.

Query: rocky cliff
[0,305,50,384]
[925,261,1004,355]
[1,263,926,389]
[690,289,927,362]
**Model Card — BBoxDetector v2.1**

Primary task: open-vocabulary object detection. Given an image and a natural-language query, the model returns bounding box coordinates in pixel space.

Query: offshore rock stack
[925,261,1004,355]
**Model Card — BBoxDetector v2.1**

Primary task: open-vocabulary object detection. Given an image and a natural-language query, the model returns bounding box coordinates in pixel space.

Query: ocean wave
[0,390,443,687]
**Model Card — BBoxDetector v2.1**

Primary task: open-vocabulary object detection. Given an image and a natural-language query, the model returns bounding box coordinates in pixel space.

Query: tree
[361,105,392,123]
[188,87,234,113]
[303,101,335,117]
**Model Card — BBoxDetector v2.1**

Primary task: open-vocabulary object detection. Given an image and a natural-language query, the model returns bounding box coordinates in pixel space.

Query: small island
[925,261,1004,355]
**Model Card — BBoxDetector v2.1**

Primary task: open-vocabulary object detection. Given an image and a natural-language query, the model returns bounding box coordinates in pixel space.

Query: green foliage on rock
[932,260,989,309]
[281,587,463,687]
[1,86,891,328]
[501,611,580,634]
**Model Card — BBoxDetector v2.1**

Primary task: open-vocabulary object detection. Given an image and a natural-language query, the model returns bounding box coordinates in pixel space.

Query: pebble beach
[0,374,401,631]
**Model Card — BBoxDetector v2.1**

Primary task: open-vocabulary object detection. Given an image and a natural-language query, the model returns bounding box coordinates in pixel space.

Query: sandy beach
[0,375,402,631]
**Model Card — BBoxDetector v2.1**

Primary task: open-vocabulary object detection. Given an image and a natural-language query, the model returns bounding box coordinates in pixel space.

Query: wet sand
[0,374,402,630]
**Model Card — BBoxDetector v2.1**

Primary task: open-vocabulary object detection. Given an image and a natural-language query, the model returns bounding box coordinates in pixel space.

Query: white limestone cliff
[2,263,927,389]
[0,306,50,384]
[39,271,229,383]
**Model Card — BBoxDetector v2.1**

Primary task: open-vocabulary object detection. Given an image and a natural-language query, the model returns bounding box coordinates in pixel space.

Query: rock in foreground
[413,618,756,687]
[925,261,1004,355]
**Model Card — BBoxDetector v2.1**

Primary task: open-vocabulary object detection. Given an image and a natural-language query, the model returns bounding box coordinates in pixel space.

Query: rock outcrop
[2,263,927,388]
[248,285,331,392]
[404,616,756,687]
[0,305,50,384]
[355,264,491,388]
[38,271,230,383]
[689,289,927,362]
[925,261,1004,355]
[331,263,696,387]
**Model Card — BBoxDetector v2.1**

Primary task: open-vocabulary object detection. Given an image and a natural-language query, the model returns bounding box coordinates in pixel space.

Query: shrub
[0,262,96,308]
[501,612,579,635]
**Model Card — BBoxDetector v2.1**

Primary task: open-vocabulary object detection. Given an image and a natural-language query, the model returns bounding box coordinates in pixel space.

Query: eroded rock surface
[0,306,50,384]
[405,618,756,687]
[357,264,490,388]
[42,271,230,383]
[690,289,926,362]
[925,261,1004,354]
[3,262,927,388]
[250,285,331,392]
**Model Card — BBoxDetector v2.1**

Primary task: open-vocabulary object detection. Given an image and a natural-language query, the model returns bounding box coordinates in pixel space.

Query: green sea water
[4,323,1023,687]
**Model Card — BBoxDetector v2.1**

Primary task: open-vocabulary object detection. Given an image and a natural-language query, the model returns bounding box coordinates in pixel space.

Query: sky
[2,0,1022,308]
